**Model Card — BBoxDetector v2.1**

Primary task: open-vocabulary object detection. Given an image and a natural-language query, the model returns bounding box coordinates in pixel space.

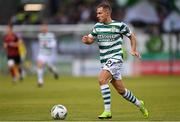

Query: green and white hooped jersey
[38,32,57,55]
[89,20,132,65]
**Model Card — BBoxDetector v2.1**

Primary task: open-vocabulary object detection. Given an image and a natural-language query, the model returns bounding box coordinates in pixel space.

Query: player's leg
[111,79,141,105]
[7,59,16,82]
[14,64,20,80]
[15,55,24,81]
[7,59,17,82]
[37,61,44,87]
[111,79,149,118]
[18,64,25,81]
[47,62,59,80]
[36,56,45,87]
[98,69,112,119]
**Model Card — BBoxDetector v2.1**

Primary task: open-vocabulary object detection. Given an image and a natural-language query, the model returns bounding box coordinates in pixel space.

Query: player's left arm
[120,22,140,59]
[46,33,57,48]
[128,33,141,59]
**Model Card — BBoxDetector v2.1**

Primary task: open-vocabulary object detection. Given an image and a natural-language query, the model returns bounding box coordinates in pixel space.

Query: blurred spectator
[124,0,159,27]
[0,0,179,29]
[11,11,41,25]
[163,11,180,32]
[79,4,91,23]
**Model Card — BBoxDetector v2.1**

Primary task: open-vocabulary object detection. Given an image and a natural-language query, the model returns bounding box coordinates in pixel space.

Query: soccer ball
[50,104,67,120]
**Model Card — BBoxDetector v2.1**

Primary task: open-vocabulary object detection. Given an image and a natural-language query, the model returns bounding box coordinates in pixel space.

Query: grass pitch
[0,74,180,121]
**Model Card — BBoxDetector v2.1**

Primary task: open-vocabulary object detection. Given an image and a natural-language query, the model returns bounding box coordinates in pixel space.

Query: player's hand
[131,50,141,59]
[82,35,94,45]
[3,43,8,49]
[82,35,88,43]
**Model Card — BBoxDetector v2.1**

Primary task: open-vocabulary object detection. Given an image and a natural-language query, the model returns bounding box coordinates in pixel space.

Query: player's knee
[37,61,43,68]
[117,88,126,95]
[98,78,108,85]
[7,60,15,67]
[119,89,125,95]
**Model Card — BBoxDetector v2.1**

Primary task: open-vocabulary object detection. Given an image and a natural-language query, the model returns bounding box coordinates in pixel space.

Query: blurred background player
[82,2,148,119]
[18,35,27,78]
[3,24,24,83]
[36,23,59,87]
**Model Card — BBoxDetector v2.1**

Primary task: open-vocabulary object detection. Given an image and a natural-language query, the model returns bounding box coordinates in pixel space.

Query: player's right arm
[3,36,8,49]
[82,35,94,45]
[82,24,97,45]
[3,42,7,49]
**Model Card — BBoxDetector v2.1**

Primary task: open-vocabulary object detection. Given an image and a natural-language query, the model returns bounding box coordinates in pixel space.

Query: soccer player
[3,24,23,83]
[82,2,149,119]
[18,37,27,78]
[36,23,59,87]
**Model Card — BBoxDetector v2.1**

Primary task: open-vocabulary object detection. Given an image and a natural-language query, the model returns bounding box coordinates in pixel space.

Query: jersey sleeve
[47,33,57,48]
[47,39,56,48]
[119,22,132,37]
[89,25,97,38]
[14,34,19,42]
[37,33,41,39]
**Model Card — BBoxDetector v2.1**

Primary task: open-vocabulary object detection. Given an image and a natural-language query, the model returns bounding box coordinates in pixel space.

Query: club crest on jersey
[111,26,117,32]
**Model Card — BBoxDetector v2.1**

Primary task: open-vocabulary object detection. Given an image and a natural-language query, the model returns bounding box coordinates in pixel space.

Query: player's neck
[104,18,112,24]
[42,32,48,34]
[7,32,13,35]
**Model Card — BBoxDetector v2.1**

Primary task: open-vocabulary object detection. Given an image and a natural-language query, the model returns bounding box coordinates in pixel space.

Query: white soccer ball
[50,104,67,120]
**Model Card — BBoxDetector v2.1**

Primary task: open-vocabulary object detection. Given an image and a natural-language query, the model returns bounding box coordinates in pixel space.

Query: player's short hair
[96,2,112,13]
[7,21,13,29]
[41,20,48,25]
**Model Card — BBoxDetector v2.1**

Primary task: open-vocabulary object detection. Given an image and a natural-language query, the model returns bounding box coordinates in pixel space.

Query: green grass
[0,75,180,121]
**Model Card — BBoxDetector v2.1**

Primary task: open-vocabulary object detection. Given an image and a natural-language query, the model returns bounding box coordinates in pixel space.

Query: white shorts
[37,54,55,65]
[103,58,123,80]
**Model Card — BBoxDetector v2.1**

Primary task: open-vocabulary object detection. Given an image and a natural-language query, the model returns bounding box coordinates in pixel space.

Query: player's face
[41,24,48,33]
[6,26,13,34]
[96,7,109,23]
